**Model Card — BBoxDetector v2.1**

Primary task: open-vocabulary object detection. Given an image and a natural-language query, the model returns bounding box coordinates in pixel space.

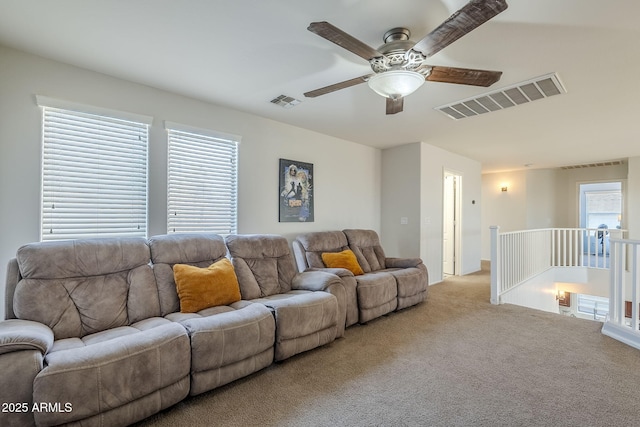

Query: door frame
[443,169,462,277]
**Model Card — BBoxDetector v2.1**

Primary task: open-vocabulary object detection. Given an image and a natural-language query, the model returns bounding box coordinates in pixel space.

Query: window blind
[41,107,148,241]
[577,294,609,319]
[167,127,238,234]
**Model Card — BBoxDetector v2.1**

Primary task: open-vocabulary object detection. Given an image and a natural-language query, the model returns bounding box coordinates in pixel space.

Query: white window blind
[577,294,609,320]
[41,106,148,241]
[167,125,238,234]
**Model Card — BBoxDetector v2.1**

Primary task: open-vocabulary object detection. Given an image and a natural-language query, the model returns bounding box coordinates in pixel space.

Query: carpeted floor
[137,266,640,427]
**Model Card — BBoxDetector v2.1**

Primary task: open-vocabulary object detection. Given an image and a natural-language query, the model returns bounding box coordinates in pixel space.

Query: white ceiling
[1,0,639,173]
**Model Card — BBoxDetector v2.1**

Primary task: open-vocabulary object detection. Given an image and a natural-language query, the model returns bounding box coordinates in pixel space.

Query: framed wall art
[279,158,314,222]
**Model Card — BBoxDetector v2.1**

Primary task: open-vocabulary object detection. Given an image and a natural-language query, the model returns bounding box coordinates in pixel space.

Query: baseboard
[601,321,640,350]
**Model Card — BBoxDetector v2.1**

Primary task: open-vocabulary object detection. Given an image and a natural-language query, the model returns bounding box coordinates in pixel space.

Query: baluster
[633,244,639,331]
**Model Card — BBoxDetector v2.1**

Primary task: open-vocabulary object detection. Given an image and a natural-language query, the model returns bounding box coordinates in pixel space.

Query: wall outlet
[400,217,408,225]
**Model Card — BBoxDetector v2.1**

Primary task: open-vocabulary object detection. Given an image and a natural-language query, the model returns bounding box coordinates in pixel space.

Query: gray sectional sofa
[293,229,429,324]
[0,230,428,426]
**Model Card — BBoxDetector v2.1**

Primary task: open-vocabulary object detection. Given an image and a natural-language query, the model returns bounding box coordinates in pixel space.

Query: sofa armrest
[385,257,423,269]
[292,271,342,292]
[304,266,355,278]
[0,319,54,356]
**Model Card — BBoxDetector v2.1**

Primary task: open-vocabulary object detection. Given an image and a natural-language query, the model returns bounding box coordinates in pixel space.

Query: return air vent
[435,73,566,120]
[270,94,302,108]
[560,160,624,170]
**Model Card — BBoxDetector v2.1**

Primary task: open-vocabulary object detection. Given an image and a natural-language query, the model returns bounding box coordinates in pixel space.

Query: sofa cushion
[149,233,228,316]
[48,317,175,353]
[247,290,338,361]
[254,291,337,340]
[13,238,160,340]
[165,300,276,395]
[321,249,364,275]
[178,303,274,375]
[33,321,190,426]
[173,258,241,313]
[225,234,297,298]
[293,231,350,270]
[343,229,387,272]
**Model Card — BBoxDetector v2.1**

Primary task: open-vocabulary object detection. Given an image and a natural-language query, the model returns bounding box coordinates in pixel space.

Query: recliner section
[293,229,429,324]
[225,234,342,361]
[3,237,192,427]
[148,233,276,396]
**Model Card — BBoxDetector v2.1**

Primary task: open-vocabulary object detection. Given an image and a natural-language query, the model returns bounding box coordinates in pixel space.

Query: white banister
[602,238,640,350]
[490,226,499,304]
[491,227,627,305]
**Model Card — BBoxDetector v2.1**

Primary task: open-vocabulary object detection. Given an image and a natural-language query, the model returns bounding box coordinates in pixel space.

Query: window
[166,123,238,234]
[579,182,622,230]
[39,98,149,241]
[577,294,609,320]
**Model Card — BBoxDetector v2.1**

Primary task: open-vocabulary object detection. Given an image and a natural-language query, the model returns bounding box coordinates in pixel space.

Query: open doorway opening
[443,171,462,278]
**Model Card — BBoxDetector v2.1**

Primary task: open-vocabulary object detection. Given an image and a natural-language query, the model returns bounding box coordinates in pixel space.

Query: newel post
[490,225,500,305]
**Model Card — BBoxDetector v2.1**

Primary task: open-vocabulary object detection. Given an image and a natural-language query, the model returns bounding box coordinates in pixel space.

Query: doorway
[443,171,462,277]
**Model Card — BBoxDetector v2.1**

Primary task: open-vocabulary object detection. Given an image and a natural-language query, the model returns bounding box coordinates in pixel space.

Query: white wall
[380,143,482,284]
[482,170,528,230]
[0,46,382,320]
[481,170,528,260]
[627,157,640,239]
[481,164,628,260]
[525,169,559,229]
[419,143,483,280]
[499,267,610,315]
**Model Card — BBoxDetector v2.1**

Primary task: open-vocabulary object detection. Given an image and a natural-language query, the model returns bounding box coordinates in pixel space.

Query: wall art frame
[279,158,314,222]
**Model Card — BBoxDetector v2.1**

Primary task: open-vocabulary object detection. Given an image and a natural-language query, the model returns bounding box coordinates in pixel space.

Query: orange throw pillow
[173,258,241,313]
[321,249,364,275]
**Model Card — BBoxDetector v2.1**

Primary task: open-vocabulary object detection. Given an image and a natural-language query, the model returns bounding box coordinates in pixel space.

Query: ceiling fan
[304,0,508,115]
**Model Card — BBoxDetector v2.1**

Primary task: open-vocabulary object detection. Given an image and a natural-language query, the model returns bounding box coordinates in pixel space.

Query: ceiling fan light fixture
[367,70,425,99]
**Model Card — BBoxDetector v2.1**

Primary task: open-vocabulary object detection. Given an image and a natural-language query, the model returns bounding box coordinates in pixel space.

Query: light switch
[400,217,408,225]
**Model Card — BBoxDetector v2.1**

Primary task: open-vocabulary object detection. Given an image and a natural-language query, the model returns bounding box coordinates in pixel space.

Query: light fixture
[556,290,570,307]
[501,186,508,192]
[367,70,425,99]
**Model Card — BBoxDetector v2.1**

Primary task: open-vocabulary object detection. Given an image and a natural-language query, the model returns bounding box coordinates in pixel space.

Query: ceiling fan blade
[427,65,502,87]
[308,22,384,61]
[304,74,373,98]
[411,0,508,58]
[386,97,404,115]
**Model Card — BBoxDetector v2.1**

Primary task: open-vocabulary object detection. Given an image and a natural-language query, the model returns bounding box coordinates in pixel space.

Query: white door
[443,174,456,275]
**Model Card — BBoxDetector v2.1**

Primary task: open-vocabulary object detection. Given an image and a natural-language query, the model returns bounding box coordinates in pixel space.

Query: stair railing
[491,226,625,305]
[602,238,640,349]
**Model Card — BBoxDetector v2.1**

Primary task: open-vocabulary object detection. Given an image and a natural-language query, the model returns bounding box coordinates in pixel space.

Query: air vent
[270,95,302,109]
[435,73,566,120]
[560,160,624,170]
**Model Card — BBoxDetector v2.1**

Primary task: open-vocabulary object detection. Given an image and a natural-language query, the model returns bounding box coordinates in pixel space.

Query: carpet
[137,266,640,426]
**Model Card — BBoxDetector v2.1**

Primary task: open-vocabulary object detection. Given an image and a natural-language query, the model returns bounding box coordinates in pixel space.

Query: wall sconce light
[556,290,570,307]
[501,186,508,192]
